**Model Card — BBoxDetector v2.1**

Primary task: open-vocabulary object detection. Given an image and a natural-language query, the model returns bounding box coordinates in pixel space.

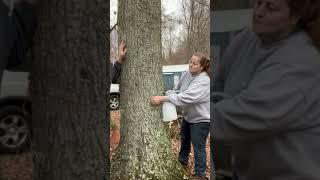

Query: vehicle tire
[0,106,31,153]
[110,94,120,111]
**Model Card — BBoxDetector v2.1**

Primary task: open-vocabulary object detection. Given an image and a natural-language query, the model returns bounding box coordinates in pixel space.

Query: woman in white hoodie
[151,52,210,180]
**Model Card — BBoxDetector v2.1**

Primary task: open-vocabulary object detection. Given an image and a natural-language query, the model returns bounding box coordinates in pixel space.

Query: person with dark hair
[150,53,210,180]
[212,0,320,179]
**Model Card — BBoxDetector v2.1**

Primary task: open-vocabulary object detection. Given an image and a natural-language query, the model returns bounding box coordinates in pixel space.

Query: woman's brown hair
[193,52,210,77]
[287,0,320,47]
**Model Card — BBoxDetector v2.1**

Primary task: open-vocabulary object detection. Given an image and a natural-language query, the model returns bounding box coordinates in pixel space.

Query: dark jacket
[111,61,121,84]
[0,1,37,72]
[212,28,320,180]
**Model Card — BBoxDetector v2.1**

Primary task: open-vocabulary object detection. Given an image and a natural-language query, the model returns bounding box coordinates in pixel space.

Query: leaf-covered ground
[110,111,211,179]
[0,150,32,180]
[0,111,211,180]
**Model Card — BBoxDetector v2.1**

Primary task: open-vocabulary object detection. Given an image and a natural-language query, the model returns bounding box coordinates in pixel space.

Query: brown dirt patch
[0,151,32,180]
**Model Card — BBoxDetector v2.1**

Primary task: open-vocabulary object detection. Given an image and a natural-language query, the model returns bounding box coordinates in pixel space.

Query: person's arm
[111,41,127,84]
[167,78,210,106]
[150,73,210,106]
[213,62,312,143]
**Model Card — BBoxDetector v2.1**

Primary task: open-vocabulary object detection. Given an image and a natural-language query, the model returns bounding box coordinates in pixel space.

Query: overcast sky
[110,0,181,28]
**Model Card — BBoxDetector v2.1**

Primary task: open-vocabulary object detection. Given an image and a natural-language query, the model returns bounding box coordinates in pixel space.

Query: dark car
[0,70,31,153]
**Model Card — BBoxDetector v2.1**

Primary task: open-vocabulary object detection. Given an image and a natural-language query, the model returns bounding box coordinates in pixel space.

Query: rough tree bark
[110,0,189,179]
[31,1,109,179]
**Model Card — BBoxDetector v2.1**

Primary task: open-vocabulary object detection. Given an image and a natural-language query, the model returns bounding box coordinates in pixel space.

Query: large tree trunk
[31,1,109,179]
[110,0,189,179]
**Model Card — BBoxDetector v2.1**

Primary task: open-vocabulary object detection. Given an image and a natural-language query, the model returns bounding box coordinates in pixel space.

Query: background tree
[110,0,210,66]
[162,13,181,65]
[180,0,210,60]
[31,1,110,179]
[162,0,210,65]
[110,0,189,179]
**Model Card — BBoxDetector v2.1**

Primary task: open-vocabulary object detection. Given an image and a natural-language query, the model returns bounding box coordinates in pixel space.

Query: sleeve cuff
[163,96,169,102]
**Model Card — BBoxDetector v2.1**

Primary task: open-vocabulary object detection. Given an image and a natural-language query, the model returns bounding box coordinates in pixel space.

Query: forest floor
[0,110,211,180]
[110,110,211,179]
[0,150,32,180]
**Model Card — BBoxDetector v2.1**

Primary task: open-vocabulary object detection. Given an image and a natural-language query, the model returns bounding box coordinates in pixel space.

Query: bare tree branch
[110,22,118,33]
[194,0,209,9]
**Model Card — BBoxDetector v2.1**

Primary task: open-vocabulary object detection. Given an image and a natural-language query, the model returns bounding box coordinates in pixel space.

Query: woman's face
[252,0,299,42]
[189,56,204,75]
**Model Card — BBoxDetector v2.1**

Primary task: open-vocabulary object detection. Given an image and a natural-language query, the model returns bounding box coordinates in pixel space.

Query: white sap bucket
[162,102,177,122]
